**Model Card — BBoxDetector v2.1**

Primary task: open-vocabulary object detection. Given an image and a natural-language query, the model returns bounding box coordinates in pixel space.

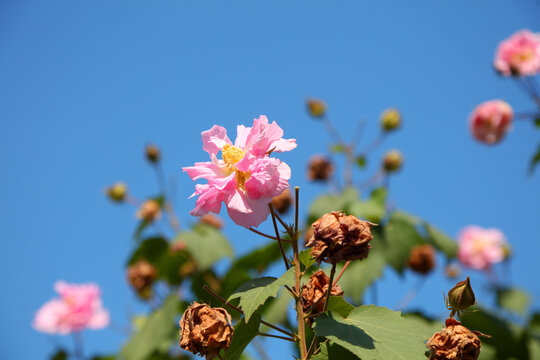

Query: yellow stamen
[222,144,245,165]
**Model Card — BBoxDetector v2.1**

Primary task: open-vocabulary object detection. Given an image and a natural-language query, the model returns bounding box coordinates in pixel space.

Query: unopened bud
[272,188,292,214]
[145,144,161,163]
[380,108,401,132]
[306,98,327,118]
[106,182,128,203]
[408,244,436,275]
[136,200,162,222]
[308,155,334,181]
[447,277,476,314]
[382,149,403,173]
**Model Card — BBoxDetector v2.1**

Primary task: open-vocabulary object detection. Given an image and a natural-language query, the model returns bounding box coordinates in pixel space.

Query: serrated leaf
[337,252,385,303]
[326,296,355,317]
[424,223,457,258]
[176,224,233,270]
[299,249,315,269]
[314,306,428,360]
[228,267,294,321]
[497,287,530,315]
[120,295,179,360]
[224,314,261,360]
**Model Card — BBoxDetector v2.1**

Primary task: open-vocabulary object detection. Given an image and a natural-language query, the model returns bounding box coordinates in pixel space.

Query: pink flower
[457,226,506,270]
[494,29,540,76]
[183,115,296,228]
[469,100,513,144]
[33,281,109,334]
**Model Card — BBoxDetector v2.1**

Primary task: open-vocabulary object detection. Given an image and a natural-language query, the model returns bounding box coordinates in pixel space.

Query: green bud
[306,98,326,118]
[106,182,127,203]
[382,149,403,173]
[380,108,401,132]
[448,276,476,313]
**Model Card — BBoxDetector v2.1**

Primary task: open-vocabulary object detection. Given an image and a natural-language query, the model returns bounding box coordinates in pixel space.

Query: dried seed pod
[127,260,157,298]
[199,214,223,229]
[136,200,162,222]
[307,156,334,181]
[179,302,233,359]
[306,98,327,118]
[271,188,292,214]
[301,270,344,316]
[408,244,436,274]
[382,149,403,173]
[306,211,373,264]
[145,144,161,163]
[427,320,481,360]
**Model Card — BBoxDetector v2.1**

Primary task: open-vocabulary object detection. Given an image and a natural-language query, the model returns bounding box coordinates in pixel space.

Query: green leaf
[224,314,261,360]
[127,237,168,265]
[299,249,316,269]
[330,144,347,153]
[382,213,424,273]
[228,267,294,321]
[326,296,355,317]
[312,342,360,360]
[308,188,358,224]
[349,199,385,223]
[120,295,180,360]
[355,155,367,168]
[337,252,385,303]
[424,223,457,258]
[497,287,530,315]
[402,312,442,341]
[529,142,540,175]
[176,224,233,270]
[50,350,68,360]
[259,289,292,332]
[370,187,387,205]
[534,117,540,128]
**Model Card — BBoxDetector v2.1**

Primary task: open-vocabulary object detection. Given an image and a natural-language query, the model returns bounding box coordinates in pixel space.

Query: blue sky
[1,1,539,359]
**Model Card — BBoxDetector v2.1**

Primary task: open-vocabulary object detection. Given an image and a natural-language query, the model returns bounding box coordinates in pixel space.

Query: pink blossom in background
[494,29,540,76]
[469,100,513,144]
[33,281,109,334]
[458,226,507,270]
[183,115,296,228]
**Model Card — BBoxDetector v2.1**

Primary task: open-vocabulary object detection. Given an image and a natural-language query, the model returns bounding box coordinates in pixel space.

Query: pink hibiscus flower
[183,115,296,228]
[457,226,507,270]
[494,29,540,76]
[469,100,513,145]
[33,281,109,334]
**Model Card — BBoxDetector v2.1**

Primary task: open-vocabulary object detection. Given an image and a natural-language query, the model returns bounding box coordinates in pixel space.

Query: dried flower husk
[136,200,162,222]
[301,270,344,316]
[271,188,292,214]
[199,214,223,229]
[179,302,233,359]
[145,144,161,163]
[408,244,436,274]
[307,156,334,181]
[427,320,481,360]
[127,259,157,298]
[306,211,373,264]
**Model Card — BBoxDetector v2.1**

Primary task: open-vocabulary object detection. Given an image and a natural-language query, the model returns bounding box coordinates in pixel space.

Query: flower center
[512,49,534,64]
[222,144,245,165]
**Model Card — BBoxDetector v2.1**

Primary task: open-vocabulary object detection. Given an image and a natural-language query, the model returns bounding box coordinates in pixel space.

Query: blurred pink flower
[494,29,540,76]
[33,281,109,334]
[183,115,296,228]
[469,100,513,144]
[458,226,506,270]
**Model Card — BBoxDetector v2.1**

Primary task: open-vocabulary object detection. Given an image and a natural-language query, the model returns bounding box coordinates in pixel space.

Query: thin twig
[333,261,351,286]
[322,116,345,144]
[294,187,299,239]
[248,227,280,241]
[322,264,337,313]
[358,133,387,154]
[269,203,290,270]
[396,277,426,311]
[257,332,296,342]
[202,285,296,339]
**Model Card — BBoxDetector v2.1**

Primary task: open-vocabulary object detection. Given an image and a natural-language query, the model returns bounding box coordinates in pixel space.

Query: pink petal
[226,190,271,228]
[244,157,291,199]
[201,125,232,156]
[183,161,225,181]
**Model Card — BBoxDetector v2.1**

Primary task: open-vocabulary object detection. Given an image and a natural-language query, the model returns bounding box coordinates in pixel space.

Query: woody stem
[322,264,337,313]
[333,261,351,287]
[202,285,296,339]
[269,204,290,270]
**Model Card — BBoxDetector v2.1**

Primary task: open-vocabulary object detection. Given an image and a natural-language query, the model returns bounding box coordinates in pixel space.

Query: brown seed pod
[136,200,162,222]
[427,320,481,360]
[127,259,157,298]
[408,244,436,274]
[307,156,334,181]
[179,302,233,359]
[301,270,344,316]
[199,214,224,229]
[271,188,293,214]
[306,211,374,264]
[306,98,327,118]
[145,144,161,163]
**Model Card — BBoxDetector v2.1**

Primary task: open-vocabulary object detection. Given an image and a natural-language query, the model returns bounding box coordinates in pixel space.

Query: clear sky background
[1,1,539,359]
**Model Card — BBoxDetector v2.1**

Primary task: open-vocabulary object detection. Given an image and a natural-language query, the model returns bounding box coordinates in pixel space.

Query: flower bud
[469,100,513,145]
[306,98,327,118]
[408,244,436,275]
[382,149,403,173]
[127,259,157,299]
[136,200,162,222]
[145,144,161,163]
[106,182,128,203]
[199,214,223,229]
[301,270,344,316]
[179,302,233,359]
[306,211,374,264]
[307,155,334,181]
[447,277,476,314]
[271,188,292,214]
[427,319,481,360]
[380,108,401,132]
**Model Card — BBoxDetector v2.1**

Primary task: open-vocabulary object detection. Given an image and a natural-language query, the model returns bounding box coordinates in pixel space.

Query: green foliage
[313,306,428,359]
[529,142,540,175]
[299,249,316,269]
[382,212,424,273]
[222,314,261,360]
[355,155,367,168]
[496,287,531,315]
[312,342,359,360]
[308,187,358,223]
[133,195,165,240]
[330,143,347,153]
[175,224,233,270]
[228,267,294,321]
[120,295,180,360]
[337,251,385,303]
[424,223,458,258]
[326,296,355,317]
[50,350,68,360]
[259,289,292,332]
